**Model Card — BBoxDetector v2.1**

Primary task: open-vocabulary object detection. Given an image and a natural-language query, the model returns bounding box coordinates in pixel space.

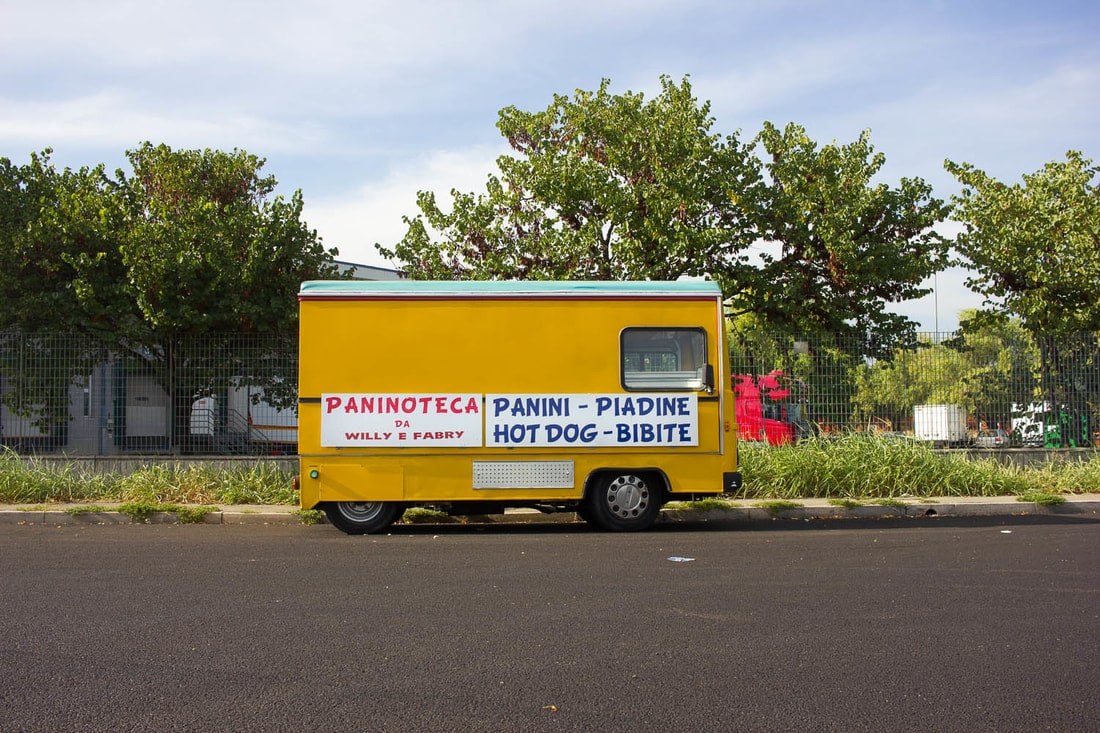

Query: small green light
[309,469,319,479]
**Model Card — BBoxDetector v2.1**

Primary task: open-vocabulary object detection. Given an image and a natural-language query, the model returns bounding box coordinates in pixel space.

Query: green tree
[0,152,125,434]
[946,313,1039,432]
[850,349,921,431]
[379,76,760,283]
[850,314,1043,436]
[947,152,1100,443]
[381,78,951,361]
[0,145,340,446]
[946,151,1100,335]
[726,122,951,358]
[119,142,336,338]
[117,143,342,442]
[0,151,129,334]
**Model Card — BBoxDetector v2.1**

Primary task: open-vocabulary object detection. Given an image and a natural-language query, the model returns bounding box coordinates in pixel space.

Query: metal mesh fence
[0,332,298,456]
[730,330,1099,448]
[1,329,1097,455]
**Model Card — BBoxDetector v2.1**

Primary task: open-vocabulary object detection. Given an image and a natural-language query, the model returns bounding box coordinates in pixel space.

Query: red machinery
[733,370,810,445]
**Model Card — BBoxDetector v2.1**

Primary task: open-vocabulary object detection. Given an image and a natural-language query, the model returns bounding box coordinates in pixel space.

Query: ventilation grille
[472,461,575,489]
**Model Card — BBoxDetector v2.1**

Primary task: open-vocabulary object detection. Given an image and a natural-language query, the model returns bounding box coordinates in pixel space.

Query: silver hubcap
[604,475,649,519]
[337,501,385,523]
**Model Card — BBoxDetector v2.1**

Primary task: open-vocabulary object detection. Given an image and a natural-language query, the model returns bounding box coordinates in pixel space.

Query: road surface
[2,516,1097,731]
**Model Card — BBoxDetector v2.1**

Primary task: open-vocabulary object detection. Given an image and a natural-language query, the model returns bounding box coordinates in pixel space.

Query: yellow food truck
[296,280,740,533]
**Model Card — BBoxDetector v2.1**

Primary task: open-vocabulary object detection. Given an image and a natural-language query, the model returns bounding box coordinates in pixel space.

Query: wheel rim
[604,475,649,519]
[336,501,386,524]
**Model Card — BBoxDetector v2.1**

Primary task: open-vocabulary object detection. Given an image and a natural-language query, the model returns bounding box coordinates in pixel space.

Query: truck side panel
[297,281,737,511]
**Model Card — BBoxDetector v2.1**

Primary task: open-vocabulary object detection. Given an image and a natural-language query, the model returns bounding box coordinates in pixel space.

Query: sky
[2,0,1097,333]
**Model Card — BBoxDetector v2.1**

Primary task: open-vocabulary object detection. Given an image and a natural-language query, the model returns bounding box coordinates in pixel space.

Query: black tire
[584,472,664,531]
[322,501,404,535]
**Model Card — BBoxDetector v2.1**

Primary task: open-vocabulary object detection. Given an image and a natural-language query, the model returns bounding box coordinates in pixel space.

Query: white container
[913,404,968,447]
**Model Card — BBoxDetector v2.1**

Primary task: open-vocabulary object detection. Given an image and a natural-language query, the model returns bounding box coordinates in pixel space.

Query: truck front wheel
[323,501,404,535]
[584,472,663,531]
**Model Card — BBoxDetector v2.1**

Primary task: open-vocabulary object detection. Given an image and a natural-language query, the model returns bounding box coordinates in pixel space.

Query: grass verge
[0,438,1097,509]
[0,450,295,506]
[735,434,1097,500]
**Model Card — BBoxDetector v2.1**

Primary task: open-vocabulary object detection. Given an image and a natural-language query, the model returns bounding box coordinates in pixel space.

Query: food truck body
[297,280,740,534]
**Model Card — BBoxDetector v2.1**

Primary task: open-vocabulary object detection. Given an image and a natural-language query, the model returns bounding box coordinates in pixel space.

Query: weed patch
[291,509,325,525]
[1,440,1097,511]
[1016,492,1067,507]
[65,505,111,516]
[116,501,217,523]
[401,507,452,524]
[757,500,803,515]
[871,498,909,508]
[174,505,218,524]
[667,497,740,511]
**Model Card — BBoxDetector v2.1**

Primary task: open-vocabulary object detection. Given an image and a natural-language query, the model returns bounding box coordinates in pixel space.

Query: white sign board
[486,394,698,447]
[320,392,699,448]
[321,393,483,447]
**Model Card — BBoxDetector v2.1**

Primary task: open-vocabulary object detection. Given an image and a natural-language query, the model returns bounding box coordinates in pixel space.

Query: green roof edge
[299,279,721,296]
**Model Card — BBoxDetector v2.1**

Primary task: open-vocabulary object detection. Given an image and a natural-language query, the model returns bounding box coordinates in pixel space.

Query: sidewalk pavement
[2,494,1098,528]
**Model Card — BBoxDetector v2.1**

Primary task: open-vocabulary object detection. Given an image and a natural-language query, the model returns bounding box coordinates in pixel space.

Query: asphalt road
[2,516,1098,732]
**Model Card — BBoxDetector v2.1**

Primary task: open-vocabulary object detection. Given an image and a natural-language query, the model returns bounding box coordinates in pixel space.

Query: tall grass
[0,450,295,505]
[0,452,119,504]
[1,439,1097,505]
[736,434,1093,499]
[1027,458,1100,495]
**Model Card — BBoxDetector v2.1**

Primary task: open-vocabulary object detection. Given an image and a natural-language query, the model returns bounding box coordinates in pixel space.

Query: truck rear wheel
[323,501,403,535]
[584,472,663,532]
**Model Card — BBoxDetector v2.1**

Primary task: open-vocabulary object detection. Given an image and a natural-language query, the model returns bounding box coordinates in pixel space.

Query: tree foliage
[729,310,1083,438]
[850,313,1039,432]
[0,145,340,440]
[730,122,951,355]
[948,151,1100,441]
[0,152,127,334]
[946,151,1100,336]
[381,77,951,359]
[1,144,338,338]
[380,76,759,283]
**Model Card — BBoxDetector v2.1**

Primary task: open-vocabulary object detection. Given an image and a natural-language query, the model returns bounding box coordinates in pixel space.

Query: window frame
[620,327,709,392]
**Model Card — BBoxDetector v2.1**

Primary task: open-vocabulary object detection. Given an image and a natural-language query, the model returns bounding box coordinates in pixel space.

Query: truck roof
[299,280,723,300]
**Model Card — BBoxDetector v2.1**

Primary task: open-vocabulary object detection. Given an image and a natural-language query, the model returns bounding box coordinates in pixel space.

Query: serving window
[621,328,707,391]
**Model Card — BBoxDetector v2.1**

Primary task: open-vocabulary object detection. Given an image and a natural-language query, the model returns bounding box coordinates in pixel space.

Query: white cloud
[303,143,508,266]
[849,57,1100,188]
[0,91,329,154]
[2,0,1095,333]
[3,0,691,81]
[887,266,982,334]
[697,33,917,122]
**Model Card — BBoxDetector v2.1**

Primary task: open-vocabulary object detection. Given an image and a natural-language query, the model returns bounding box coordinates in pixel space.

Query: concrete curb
[2,495,1097,528]
[0,505,308,527]
[662,496,1100,524]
